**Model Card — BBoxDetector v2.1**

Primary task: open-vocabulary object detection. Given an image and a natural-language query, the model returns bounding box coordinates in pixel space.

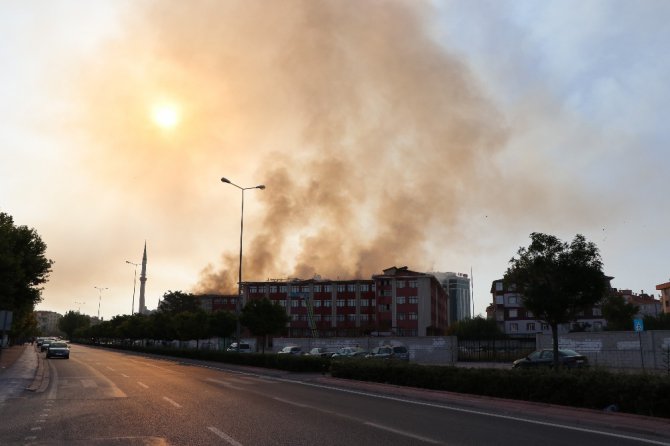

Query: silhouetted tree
[505,233,609,367]
[240,298,288,353]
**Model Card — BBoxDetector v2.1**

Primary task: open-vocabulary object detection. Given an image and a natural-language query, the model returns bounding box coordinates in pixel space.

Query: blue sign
[633,319,644,332]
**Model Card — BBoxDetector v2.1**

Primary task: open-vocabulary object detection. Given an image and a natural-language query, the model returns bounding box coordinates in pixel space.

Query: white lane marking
[205,378,245,391]
[163,396,182,408]
[273,397,312,409]
[81,379,97,388]
[207,427,244,446]
[288,380,670,446]
[30,427,42,431]
[138,382,149,389]
[121,374,129,378]
[364,422,440,444]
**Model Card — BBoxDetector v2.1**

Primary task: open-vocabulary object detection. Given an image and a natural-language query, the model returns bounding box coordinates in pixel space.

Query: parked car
[226,342,252,353]
[366,346,393,359]
[46,342,70,359]
[278,346,303,355]
[390,345,410,361]
[512,349,588,369]
[307,347,333,357]
[40,339,56,352]
[332,347,367,358]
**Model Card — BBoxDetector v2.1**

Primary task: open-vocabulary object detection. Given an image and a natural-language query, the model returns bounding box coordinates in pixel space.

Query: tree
[602,292,638,331]
[0,212,53,341]
[157,290,199,314]
[209,310,236,346]
[240,298,289,353]
[446,316,506,340]
[504,233,609,367]
[59,311,90,340]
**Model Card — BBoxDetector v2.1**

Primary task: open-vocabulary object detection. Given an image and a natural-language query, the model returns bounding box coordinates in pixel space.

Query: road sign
[633,318,644,332]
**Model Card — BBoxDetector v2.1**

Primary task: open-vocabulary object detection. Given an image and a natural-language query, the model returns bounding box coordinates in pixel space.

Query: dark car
[513,348,588,369]
[390,345,410,361]
[366,346,393,359]
[46,342,70,359]
[40,339,56,352]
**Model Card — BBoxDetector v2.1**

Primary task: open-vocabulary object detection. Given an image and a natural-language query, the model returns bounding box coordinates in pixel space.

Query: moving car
[512,348,588,369]
[278,346,303,355]
[46,342,70,359]
[226,342,252,353]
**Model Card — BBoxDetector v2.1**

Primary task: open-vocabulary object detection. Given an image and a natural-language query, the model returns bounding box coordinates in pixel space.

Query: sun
[151,103,180,129]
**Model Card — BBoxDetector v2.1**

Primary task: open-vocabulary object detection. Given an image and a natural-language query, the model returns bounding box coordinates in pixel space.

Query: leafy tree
[0,212,53,341]
[209,310,236,345]
[504,233,609,367]
[240,298,288,353]
[173,310,210,347]
[157,290,199,314]
[602,292,638,331]
[58,310,90,340]
[643,313,670,330]
[446,316,506,340]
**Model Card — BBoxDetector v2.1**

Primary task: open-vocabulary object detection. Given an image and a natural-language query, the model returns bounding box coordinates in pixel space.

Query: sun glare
[151,103,180,129]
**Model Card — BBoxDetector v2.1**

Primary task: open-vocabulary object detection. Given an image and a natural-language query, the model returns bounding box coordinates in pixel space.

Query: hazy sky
[2,0,668,321]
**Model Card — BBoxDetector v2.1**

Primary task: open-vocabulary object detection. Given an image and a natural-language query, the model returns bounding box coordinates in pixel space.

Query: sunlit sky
[2,1,668,321]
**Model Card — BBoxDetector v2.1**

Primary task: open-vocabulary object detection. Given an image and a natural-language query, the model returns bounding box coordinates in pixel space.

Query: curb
[26,348,49,392]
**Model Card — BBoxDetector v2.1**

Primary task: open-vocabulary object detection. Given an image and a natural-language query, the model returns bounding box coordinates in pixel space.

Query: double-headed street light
[126,260,140,315]
[221,177,265,341]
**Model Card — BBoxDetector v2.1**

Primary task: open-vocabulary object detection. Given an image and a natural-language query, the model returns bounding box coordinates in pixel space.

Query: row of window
[288,313,418,322]
[247,279,420,295]
[378,280,419,288]
[507,308,602,319]
[277,297,419,308]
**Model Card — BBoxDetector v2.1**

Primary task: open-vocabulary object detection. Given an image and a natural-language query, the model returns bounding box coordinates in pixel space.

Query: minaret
[139,242,148,314]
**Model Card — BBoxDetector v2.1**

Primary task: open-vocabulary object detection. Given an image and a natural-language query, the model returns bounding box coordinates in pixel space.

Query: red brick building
[240,266,449,338]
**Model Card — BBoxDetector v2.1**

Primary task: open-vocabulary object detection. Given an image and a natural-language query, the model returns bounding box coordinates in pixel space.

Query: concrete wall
[272,336,458,365]
[537,330,670,373]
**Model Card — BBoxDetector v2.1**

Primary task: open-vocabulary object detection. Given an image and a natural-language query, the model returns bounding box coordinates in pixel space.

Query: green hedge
[81,342,670,418]
[330,359,670,418]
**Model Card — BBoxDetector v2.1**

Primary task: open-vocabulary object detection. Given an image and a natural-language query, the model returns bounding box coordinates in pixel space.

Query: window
[347,314,356,322]
[279,300,287,307]
[409,280,418,288]
[360,299,369,307]
[291,286,299,293]
[324,315,332,322]
[279,286,287,292]
[301,286,309,292]
[324,285,332,292]
[324,300,332,308]
[347,299,356,307]
[527,310,534,318]
[291,314,299,321]
[337,314,345,322]
[336,299,345,307]
[378,304,390,312]
[397,313,406,320]
[409,313,418,320]
[496,282,503,291]
[508,296,517,304]
[510,323,518,332]
[313,300,322,308]
[314,285,321,292]
[408,296,418,304]
[360,314,369,321]
[509,309,518,318]
[371,283,376,291]
[291,300,300,308]
[526,322,535,331]
[347,284,356,292]
[397,280,405,288]
[249,286,258,293]
[313,314,322,321]
[397,296,406,304]
[360,284,369,292]
[269,286,278,293]
[337,284,345,292]
[541,323,548,331]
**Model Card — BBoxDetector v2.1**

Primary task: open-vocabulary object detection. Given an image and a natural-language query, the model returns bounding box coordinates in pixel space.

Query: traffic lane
[56,347,670,446]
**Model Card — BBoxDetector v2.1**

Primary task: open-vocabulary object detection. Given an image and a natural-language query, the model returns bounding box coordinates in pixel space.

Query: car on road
[40,339,56,352]
[226,342,252,353]
[46,342,70,359]
[278,346,303,355]
[307,347,333,357]
[512,348,588,369]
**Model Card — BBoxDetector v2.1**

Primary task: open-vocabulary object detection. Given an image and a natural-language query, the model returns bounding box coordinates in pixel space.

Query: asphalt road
[1,345,668,446]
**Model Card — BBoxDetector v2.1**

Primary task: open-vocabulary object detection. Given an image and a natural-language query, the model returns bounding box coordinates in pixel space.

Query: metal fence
[457,338,536,363]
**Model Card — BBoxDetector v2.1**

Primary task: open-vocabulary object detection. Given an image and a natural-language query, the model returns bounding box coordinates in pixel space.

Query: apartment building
[240,266,449,338]
[656,281,670,314]
[616,289,661,318]
[489,279,607,336]
[35,310,63,336]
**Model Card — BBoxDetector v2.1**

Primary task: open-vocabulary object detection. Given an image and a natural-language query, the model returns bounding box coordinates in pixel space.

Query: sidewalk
[0,344,31,373]
[0,344,43,402]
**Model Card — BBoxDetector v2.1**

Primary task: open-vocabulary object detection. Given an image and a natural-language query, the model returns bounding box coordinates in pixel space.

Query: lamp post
[221,177,265,341]
[126,260,140,315]
[94,286,108,320]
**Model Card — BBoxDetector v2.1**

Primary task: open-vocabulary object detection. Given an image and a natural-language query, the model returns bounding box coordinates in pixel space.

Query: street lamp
[126,260,140,315]
[94,286,108,320]
[221,176,265,341]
